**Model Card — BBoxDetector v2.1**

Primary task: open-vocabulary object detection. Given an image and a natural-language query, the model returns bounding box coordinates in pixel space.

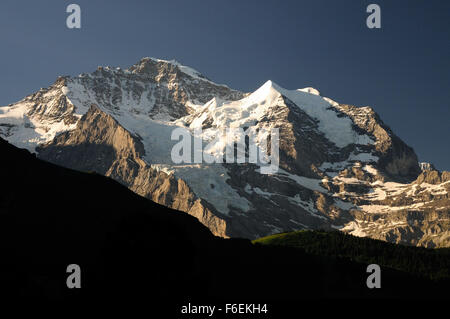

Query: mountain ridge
[0,57,448,246]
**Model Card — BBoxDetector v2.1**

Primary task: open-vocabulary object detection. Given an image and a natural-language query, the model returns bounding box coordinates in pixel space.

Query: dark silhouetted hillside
[254,231,450,280]
[0,138,448,310]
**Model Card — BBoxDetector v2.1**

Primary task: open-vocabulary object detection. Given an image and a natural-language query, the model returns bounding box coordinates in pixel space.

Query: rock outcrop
[37,105,229,237]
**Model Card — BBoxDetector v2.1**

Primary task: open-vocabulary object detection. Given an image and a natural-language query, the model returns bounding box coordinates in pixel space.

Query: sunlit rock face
[1,57,448,247]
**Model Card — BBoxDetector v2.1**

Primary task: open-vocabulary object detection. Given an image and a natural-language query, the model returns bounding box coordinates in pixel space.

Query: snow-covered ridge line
[178,79,374,158]
[269,81,374,148]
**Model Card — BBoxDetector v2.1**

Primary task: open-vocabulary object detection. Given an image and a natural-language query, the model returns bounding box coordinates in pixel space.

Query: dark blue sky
[1,0,449,169]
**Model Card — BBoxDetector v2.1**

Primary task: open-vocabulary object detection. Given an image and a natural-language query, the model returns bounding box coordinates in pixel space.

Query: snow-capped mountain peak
[128,57,225,87]
[183,79,372,149]
[1,57,447,247]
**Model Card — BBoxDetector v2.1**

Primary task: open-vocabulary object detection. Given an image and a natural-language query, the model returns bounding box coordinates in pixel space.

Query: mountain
[0,137,448,303]
[0,57,448,247]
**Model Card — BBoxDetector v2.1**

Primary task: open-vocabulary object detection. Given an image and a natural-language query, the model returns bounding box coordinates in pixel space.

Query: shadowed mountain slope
[0,138,448,306]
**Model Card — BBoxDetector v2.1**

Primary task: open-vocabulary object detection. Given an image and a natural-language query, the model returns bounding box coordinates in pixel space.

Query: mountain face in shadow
[0,138,448,305]
[0,137,215,302]
[36,104,228,238]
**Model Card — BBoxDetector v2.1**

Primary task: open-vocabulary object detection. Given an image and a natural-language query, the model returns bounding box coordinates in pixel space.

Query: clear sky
[1,0,449,169]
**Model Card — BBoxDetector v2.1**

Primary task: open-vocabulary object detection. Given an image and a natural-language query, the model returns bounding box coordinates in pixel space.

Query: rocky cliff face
[335,104,421,181]
[0,57,448,247]
[37,105,229,237]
